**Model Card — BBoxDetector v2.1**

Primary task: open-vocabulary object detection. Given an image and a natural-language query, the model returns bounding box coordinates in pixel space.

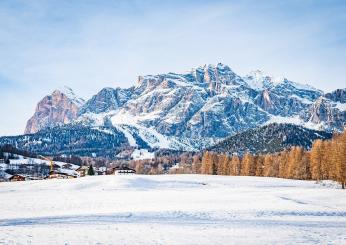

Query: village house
[76,166,89,177]
[8,174,26,182]
[106,167,116,175]
[26,176,44,181]
[75,166,89,177]
[46,170,77,179]
[95,166,107,175]
[114,165,136,175]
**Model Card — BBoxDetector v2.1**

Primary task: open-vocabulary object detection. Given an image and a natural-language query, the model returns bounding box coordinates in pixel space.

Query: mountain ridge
[20,63,346,152]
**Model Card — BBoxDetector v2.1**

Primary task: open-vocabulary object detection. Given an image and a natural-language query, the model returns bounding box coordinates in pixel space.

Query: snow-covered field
[0,175,345,244]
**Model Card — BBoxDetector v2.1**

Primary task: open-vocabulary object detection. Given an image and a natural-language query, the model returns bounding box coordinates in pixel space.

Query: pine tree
[230,155,241,176]
[310,140,323,181]
[300,151,311,180]
[255,155,264,176]
[241,153,255,176]
[201,151,210,174]
[320,141,330,180]
[272,154,280,178]
[218,155,230,175]
[201,151,218,175]
[286,147,295,179]
[278,150,288,178]
[191,155,202,174]
[135,162,144,174]
[217,154,225,175]
[294,147,304,179]
[87,165,95,175]
[335,129,346,189]
[286,147,304,179]
[263,154,273,177]
[211,153,218,175]
[293,150,310,180]
[329,138,340,180]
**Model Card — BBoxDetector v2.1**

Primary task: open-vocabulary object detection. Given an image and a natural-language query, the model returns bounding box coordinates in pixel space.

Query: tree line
[0,144,38,159]
[200,129,346,188]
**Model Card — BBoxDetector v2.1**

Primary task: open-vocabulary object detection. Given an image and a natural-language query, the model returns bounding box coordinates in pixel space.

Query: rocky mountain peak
[247,69,265,79]
[24,89,82,134]
[244,70,285,91]
[57,86,85,106]
[78,87,131,115]
[307,96,332,124]
[325,88,346,103]
[190,63,236,83]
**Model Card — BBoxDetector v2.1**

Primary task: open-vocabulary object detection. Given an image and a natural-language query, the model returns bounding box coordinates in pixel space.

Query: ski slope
[0,175,345,244]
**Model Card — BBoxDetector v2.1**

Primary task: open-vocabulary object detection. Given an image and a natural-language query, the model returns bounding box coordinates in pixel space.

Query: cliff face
[78,87,132,115]
[24,90,81,134]
[325,88,346,103]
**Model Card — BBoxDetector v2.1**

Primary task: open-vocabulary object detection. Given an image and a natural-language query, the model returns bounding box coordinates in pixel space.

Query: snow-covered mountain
[78,87,131,115]
[58,86,85,107]
[21,63,346,152]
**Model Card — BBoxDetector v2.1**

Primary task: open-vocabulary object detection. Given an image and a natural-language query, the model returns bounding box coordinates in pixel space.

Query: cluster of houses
[72,165,136,177]
[0,157,136,182]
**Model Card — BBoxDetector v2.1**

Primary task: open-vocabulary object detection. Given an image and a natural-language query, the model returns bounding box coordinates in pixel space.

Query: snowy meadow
[0,175,345,244]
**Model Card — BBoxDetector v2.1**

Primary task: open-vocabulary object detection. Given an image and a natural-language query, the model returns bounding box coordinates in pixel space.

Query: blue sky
[0,0,346,135]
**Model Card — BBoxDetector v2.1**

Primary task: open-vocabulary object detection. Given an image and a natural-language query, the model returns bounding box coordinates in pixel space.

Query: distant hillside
[0,144,38,159]
[0,125,133,158]
[209,123,332,155]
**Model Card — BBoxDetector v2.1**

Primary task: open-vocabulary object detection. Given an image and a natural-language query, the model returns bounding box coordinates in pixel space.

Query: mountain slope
[3,125,129,158]
[209,123,333,155]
